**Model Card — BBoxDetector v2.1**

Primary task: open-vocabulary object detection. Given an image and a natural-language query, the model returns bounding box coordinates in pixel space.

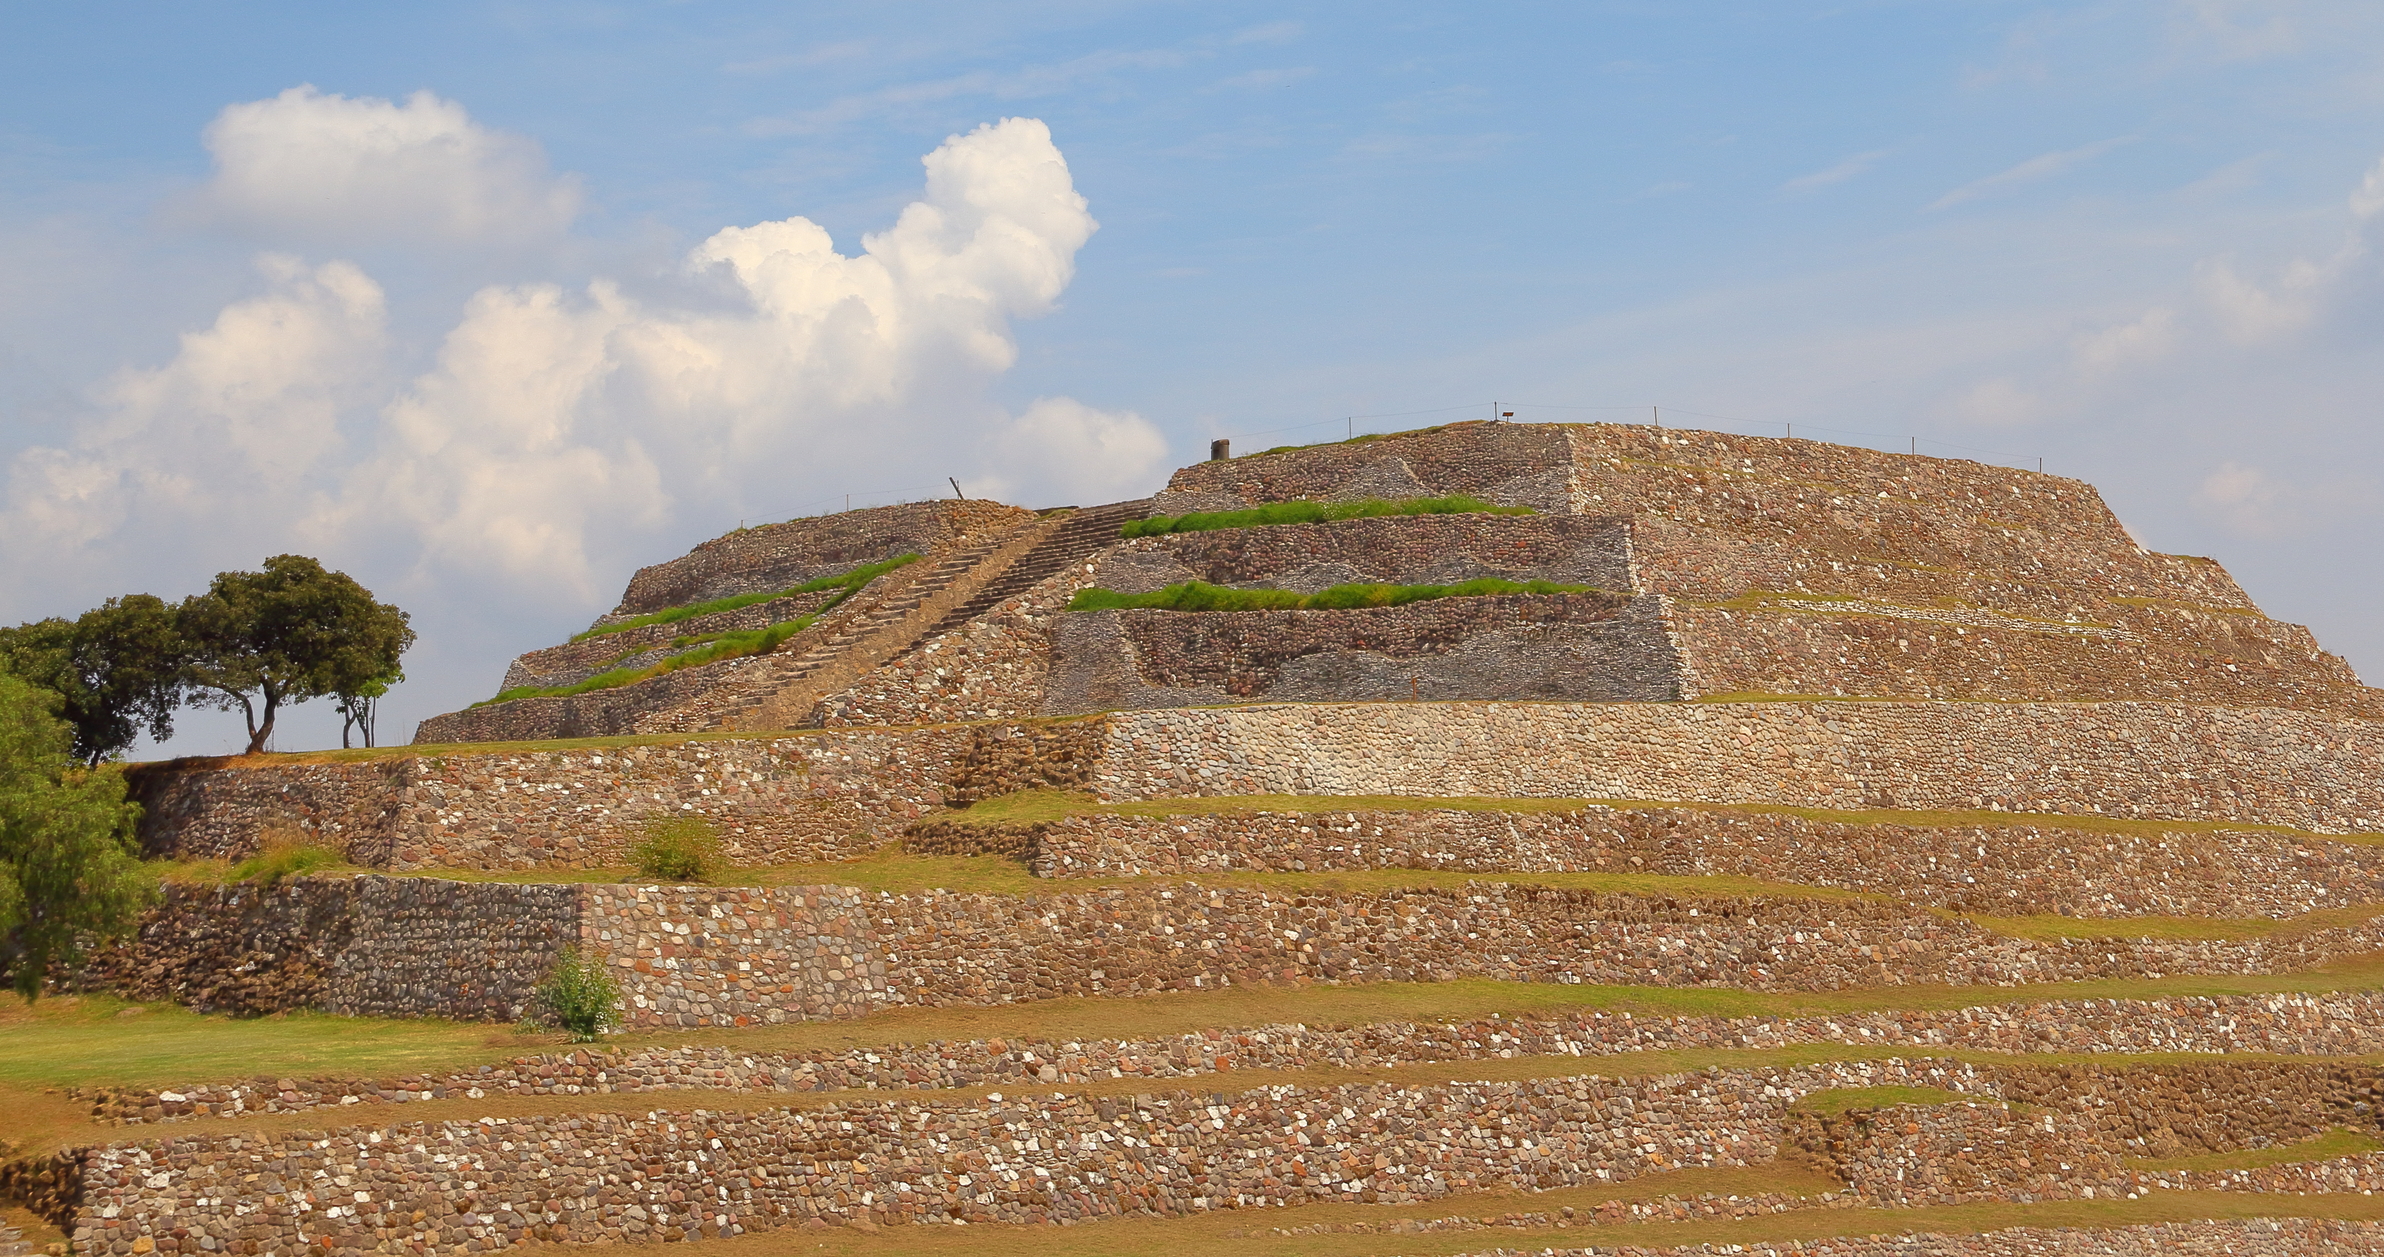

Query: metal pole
[1652,405,1660,429]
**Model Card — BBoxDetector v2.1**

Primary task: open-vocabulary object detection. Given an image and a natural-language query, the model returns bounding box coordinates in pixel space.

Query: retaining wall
[1083,700,2384,833]
[85,874,2384,1026]
[78,991,2384,1126]
[133,699,2384,871]
[127,729,980,871]
[64,1058,1964,1250]
[960,803,2384,918]
[1041,594,1685,714]
[85,878,576,1020]
[609,500,1026,618]
[1098,514,1634,594]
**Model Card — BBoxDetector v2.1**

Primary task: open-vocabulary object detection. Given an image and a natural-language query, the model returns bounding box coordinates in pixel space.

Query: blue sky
[5,1,2382,754]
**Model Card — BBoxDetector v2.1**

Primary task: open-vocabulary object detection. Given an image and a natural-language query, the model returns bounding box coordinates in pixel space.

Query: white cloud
[2071,306,2178,374]
[311,116,1128,594]
[2194,460,2297,535]
[1231,21,1303,46]
[1929,137,2134,211]
[1934,377,2044,427]
[1782,150,1885,195]
[978,397,1169,505]
[7,114,1161,616]
[2195,253,2341,343]
[194,85,582,250]
[5,255,388,555]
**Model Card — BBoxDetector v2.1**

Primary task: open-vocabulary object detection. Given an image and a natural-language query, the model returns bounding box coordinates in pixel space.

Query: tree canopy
[0,595,186,766]
[180,555,416,756]
[0,670,152,999]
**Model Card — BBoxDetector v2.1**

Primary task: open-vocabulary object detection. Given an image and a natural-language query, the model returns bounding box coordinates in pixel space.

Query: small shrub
[630,816,723,882]
[229,833,348,886]
[538,947,622,1042]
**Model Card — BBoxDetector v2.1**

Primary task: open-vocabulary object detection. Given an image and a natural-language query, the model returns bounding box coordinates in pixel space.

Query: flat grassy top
[942,787,2376,846]
[0,993,533,1091]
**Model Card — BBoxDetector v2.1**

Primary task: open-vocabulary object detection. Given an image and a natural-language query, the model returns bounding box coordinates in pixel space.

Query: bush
[629,816,722,882]
[1120,494,1530,539]
[538,947,622,1042]
[1066,577,1600,614]
[228,833,347,886]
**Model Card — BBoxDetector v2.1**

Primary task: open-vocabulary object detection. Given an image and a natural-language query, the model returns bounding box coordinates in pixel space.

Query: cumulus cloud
[2194,460,2298,535]
[312,116,1155,594]
[2071,306,2179,374]
[5,255,388,555]
[7,113,1166,615]
[193,86,582,250]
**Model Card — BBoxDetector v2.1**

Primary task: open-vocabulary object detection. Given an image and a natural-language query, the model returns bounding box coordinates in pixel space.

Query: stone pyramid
[21,420,2384,1256]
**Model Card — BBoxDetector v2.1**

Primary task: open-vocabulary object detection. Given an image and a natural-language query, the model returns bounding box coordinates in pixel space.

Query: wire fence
[1210,401,2048,473]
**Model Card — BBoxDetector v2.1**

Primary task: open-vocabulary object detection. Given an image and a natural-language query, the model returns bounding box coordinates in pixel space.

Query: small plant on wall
[629,815,723,882]
[538,946,623,1042]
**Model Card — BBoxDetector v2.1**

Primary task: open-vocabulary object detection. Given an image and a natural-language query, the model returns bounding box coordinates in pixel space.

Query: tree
[0,670,153,1000]
[179,556,416,756]
[0,595,186,766]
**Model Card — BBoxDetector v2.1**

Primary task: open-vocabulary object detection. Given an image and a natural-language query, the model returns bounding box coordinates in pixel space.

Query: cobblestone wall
[1002,803,2384,918]
[84,871,2384,1026]
[87,877,575,1021]
[80,991,2384,1125]
[130,731,972,872]
[609,500,1026,617]
[500,588,842,693]
[1041,594,1685,714]
[65,1058,1963,1249]
[1472,1220,2384,1257]
[1087,699,2384,833]
[1098,514,1634,593]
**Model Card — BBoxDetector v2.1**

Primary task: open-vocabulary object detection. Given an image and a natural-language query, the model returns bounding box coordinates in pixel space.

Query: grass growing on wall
[480,553,920,706]
[1066,576,1601,614]
[1120,494,1531,538]
[569,553,920,643]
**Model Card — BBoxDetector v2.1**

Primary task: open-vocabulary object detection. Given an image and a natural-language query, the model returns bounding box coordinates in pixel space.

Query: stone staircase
[900,498,1151,654]
[707,511,1090,731]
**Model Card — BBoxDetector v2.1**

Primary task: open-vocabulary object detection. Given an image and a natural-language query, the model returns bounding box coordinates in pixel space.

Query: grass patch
[569,554,921,642]
[1791,1084,1981,1116]
[477,553,921,706]
[2130,1127,2384,1172]
[1067,577,1601,614]
[1120,494,1531,539]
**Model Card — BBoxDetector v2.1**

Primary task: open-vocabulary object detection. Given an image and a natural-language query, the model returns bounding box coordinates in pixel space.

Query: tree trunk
[245,688,279,755]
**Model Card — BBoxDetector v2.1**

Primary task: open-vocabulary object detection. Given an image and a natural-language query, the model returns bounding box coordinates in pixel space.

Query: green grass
[1120,494,1532,539]
[0,993,525,1091]
[2130,1127,2384,1172]
[569,553,921,642]
[1067,577,1601,614]
[477,553,922,706]
[1791,1084,1981,1116]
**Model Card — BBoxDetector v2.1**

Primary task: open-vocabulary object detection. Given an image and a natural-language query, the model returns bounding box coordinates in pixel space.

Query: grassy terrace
[1066,577,1603,614]
[475,554,921,707]
[1118,493,1532,538]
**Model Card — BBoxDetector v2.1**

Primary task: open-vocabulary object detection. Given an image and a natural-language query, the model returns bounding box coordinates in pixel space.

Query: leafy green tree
[179,555,415,756]
[0,595,186,766]
[0,670,153,1000]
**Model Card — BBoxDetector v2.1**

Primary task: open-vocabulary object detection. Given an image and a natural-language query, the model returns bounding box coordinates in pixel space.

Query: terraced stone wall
[85,877,575,1020]
[500,587,843,693]
[1085,700,2384,833]
[609,499,1027,618]
[1041,594,1684,714]
[1096,514,1634,593]
[128,730,974,872]
[88,873,2384,1025]
[65,1058,1966,1249]
[943,803,2384,918]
